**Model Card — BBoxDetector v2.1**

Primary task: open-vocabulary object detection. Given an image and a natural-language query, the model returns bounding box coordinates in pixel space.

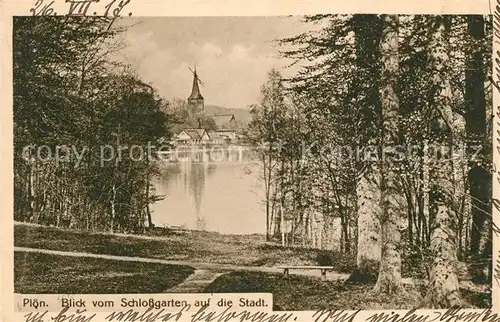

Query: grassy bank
[14,224,356,272]
[204,271,491,310]
[14,252,195,294]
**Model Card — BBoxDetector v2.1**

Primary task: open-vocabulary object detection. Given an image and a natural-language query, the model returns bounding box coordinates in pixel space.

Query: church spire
[187,66,204,112]
[189,67,203,100]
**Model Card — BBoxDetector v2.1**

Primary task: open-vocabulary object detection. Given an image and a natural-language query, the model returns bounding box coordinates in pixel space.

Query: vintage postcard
[1,0,500,321]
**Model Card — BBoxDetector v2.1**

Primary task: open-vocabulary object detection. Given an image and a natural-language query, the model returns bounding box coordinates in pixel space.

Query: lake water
[151,146,266,234]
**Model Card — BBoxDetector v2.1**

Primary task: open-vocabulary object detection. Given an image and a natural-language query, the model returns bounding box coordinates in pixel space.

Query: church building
[172,68,243,146]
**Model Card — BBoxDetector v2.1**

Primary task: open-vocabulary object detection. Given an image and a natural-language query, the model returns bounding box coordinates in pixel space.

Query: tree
[167,98,216,132]
[248,69,288,241]
[374,14,406,294]
[350,14,383,283]
[425,15,462,308]
[465,15,491,283]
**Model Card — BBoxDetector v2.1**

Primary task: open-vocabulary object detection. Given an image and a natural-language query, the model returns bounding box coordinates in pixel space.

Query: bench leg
[321,269,326,281]
[284,268,289,277]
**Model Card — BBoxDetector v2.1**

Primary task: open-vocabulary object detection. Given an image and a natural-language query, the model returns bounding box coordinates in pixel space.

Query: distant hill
[204,105,252,126]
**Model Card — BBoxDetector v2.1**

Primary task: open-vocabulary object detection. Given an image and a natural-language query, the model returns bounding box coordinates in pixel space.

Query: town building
[174,128,233,145]
[176,128,210,145]
[212,114,237,131]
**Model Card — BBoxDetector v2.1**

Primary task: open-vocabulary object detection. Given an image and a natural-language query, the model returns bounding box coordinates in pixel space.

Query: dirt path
[166,270,224,293]
[14,246,350,282]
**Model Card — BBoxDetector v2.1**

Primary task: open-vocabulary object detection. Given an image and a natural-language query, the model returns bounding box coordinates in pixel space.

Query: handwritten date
[30,0,56,16]
[30,0,132,18]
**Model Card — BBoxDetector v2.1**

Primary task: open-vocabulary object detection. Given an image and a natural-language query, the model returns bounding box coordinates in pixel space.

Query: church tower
[187,67,204,112]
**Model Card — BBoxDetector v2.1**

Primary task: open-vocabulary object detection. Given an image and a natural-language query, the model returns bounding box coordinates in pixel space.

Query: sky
[115,16,311,109]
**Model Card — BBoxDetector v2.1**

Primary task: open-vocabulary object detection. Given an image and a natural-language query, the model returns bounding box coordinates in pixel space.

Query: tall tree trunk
[374,14,405,294]
[341,209,350,254]
[264,152,273,241]
[422,140,431,248]
[146,176,154,229]
[275,190,283,238]
[407,190,414,244]
[110,183,116,233]
[352,167,381,282]
[465,15,491,283]
[110,126,121,234]
[281,203,285,246]
[347,14,383,284]
[425,16,462,308]
[28,162,35,222]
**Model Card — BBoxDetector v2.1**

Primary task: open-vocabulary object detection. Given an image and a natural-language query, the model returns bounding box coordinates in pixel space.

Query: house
[175,128,210,145]
[215,129,237,141]
[207,131,225,145]
[212,114,237,130]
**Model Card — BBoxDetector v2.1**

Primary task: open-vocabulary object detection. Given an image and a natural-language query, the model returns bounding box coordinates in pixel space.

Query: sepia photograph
[13,14,493,310]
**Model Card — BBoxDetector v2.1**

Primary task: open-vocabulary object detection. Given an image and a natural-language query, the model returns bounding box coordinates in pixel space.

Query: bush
[316,250,335,266]
[315,249,356,273]
[402,243,430,279]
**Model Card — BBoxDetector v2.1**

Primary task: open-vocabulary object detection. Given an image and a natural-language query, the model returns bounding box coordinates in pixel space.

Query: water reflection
[152,147,265,234]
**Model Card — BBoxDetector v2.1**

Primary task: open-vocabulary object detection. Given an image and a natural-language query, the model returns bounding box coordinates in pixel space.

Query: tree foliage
[14,17,171,232]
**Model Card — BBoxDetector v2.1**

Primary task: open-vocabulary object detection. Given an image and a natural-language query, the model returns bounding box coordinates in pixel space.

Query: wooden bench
[277,266,334,281]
